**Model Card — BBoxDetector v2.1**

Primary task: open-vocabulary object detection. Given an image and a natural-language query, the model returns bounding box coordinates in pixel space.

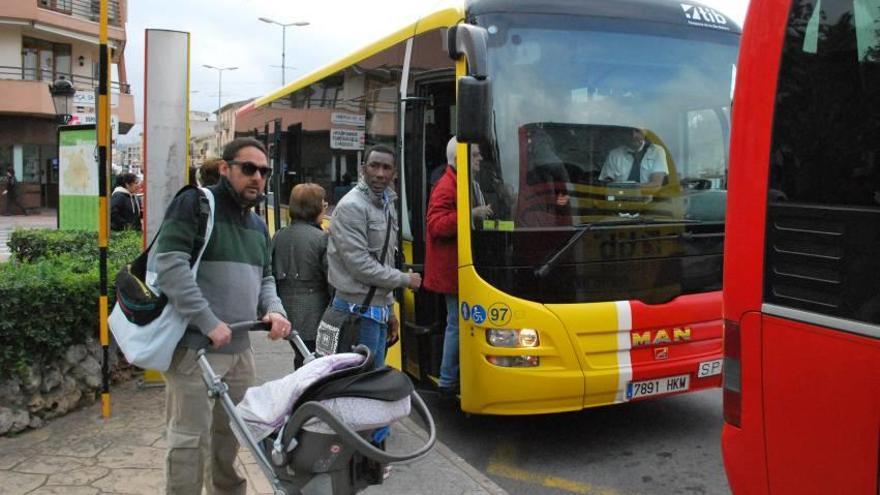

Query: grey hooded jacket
[327,180,409,306]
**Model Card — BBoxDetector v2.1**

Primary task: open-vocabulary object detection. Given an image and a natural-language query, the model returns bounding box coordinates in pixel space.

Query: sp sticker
[461,302,471,321]
[471,305,487,324]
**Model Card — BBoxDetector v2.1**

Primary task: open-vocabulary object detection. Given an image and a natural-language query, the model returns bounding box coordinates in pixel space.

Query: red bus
[722,0,880,493]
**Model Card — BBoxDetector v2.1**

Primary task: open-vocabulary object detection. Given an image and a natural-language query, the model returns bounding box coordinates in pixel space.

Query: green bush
[8,229,143,264]
[0,230,143,377]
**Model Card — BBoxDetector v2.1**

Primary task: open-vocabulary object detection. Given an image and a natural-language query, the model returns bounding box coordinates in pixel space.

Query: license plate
[626,374,690,400]
[697,359,723,378]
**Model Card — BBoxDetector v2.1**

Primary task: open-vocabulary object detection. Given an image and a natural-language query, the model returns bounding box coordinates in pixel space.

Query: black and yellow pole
[97,0,111,418]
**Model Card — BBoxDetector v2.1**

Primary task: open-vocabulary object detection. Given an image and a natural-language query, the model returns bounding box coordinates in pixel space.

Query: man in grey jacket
[327,144,421,368]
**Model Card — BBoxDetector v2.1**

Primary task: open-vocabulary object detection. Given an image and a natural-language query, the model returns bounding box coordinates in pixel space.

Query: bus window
[471,12,739,304]
[765,0,880,321]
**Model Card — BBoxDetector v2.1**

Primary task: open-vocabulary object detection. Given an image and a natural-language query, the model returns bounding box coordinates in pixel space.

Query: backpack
[108,185,215,370]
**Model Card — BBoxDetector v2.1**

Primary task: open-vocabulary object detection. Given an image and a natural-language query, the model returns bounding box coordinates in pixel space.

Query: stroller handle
[196,320,273,352]
[229,320,272,332]
[284,389,437,465]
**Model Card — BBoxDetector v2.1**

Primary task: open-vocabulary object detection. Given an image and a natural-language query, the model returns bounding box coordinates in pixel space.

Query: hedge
[8,229,143,263]
[0,230,143,378]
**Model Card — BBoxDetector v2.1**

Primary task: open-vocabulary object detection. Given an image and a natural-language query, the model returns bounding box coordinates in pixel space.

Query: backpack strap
[142,185,211,268]
[191,188,211,267]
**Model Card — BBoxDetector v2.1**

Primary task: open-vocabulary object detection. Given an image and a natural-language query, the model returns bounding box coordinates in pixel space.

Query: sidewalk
[0,209,57,262]
[0,335,508,495]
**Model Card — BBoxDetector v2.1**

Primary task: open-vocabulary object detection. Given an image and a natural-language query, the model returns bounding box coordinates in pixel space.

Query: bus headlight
[486,328,540,348]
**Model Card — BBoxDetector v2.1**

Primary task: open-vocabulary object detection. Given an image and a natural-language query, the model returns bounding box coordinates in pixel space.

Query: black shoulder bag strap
[357,209,394,313]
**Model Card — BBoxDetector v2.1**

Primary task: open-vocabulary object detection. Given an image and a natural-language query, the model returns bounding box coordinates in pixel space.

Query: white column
[13,144,23,179]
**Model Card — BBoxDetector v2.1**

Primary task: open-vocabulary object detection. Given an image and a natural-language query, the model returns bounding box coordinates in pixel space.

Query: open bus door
[400,73,456,386]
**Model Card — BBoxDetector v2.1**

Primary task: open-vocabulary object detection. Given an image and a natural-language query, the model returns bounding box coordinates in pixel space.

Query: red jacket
[424,165,458,295]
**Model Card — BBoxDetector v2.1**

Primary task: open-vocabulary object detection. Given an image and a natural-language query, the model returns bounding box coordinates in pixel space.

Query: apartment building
[0,0,135,209]
[217,99,250,150]
[118,140,140,174]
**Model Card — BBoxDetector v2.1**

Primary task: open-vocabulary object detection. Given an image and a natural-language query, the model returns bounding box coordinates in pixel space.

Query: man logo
[631,327,692,348]
[680,4,730,30]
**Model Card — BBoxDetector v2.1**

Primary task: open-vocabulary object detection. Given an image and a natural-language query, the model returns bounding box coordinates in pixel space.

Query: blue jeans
[439,294,460,388]
[332,298,388,369]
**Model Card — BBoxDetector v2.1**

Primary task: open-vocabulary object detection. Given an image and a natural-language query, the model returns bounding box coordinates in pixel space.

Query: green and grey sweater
[152,180,286,354]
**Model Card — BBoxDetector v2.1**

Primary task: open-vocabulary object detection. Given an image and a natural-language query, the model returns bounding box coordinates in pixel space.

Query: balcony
[0,0,127,47]
[36,0,123,27]
[0,65,134,132]
[0,66,130,93]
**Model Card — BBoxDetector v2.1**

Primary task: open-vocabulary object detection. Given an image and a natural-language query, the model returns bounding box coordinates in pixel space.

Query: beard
[221,176,264,209]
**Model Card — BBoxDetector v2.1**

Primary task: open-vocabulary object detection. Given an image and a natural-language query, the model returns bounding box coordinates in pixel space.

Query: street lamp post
[202,64,237,154]
[49,76,76,125]
[258,17,309,86]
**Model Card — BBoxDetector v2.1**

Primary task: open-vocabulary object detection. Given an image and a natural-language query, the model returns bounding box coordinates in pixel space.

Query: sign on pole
[57,125,98,230]
[330,128,365,150]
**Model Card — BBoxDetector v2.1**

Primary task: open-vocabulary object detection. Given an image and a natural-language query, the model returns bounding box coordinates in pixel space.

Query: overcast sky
[122,0,749,139]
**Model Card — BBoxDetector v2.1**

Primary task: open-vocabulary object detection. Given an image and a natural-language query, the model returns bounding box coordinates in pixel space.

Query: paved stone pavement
[0,334,507,495]
[0,209,57,262]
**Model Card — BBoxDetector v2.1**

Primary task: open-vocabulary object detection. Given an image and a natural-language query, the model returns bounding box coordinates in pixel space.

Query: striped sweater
[152,180,286,354]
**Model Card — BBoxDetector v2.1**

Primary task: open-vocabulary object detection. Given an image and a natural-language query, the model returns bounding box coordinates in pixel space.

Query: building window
[39,0,73,14]
[22,37,72,81]
[23,145,41,183]
[0,146,12,172]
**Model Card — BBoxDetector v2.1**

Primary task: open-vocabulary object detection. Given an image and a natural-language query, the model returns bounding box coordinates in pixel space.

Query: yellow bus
[242,0,740,414]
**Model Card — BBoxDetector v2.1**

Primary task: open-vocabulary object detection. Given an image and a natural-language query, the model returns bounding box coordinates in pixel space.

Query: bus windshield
[471,13,739,304]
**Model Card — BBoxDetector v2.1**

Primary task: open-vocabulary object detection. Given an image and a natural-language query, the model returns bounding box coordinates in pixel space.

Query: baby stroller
[196,321,436,495]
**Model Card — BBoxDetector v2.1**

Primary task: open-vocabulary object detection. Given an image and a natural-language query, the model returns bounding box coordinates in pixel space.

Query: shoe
[437,384,460,399]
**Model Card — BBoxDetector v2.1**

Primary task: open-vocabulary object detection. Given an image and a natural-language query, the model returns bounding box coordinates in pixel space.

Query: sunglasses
[228,160,272,179]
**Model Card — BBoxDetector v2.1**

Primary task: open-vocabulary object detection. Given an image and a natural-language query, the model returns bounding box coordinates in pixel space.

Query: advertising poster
[57,125,98,230]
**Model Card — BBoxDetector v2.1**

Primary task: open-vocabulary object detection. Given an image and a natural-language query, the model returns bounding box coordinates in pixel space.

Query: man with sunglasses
[154,137,291,494]
[327,144,422,369]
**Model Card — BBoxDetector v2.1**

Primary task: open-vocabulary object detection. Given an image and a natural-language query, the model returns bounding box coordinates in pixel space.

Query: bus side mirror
[449,23,493,144]
[457,76,493,144]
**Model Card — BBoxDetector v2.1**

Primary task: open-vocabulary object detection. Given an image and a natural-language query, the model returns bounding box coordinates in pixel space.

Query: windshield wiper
[532,218,705,279]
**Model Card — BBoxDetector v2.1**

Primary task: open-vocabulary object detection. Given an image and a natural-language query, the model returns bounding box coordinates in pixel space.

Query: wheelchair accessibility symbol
[471,305,487,324]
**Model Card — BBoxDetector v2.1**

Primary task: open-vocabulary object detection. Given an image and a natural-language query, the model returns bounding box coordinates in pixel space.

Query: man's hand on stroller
[262,312,292,341]
[207,322,233,349]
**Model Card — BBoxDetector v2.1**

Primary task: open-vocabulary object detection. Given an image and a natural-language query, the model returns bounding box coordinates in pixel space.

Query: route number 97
[488,303,511,326]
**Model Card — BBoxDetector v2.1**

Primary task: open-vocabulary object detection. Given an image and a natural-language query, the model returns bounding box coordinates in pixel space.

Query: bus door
[400,71,456,384]
[759,0,880,491]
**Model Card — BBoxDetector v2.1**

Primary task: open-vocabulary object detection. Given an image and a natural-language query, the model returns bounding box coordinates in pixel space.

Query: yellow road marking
[487,444,623,495]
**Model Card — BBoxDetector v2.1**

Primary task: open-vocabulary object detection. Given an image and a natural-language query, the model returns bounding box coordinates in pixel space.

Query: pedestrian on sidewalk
[3,168,27,216]
[110,173,141,231]
[326,144,421,369]
[154,137,291,495]
[272,182,331,369]
[199,157,222,186]
[424,137,492,397]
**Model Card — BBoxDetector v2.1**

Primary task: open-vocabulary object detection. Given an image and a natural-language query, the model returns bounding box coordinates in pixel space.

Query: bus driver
[599,127,668,187]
